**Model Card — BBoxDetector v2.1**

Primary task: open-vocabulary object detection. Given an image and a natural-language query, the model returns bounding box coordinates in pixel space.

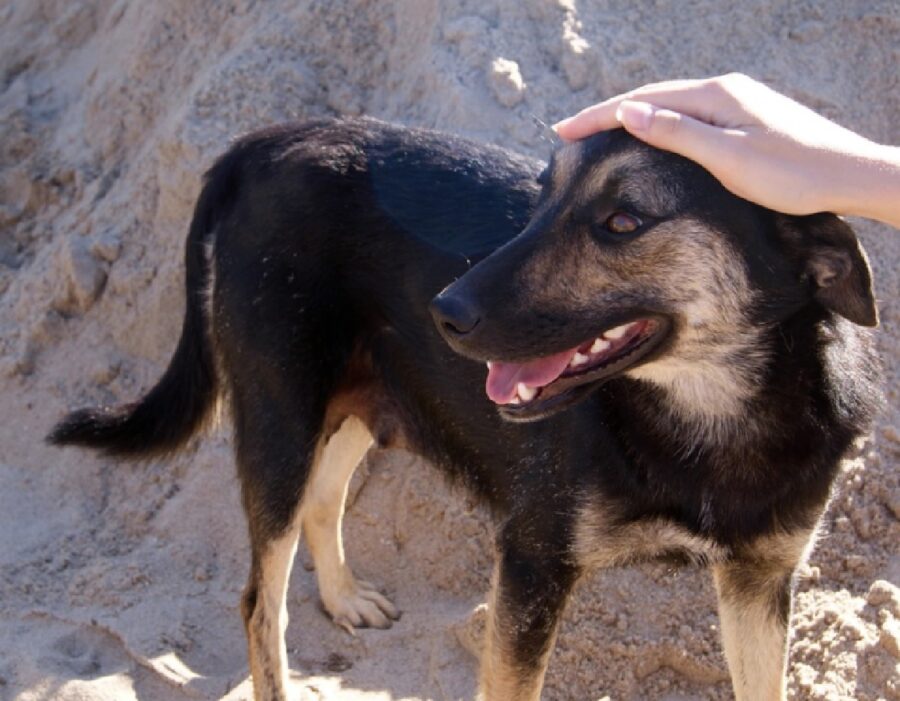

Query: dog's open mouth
[485,317,670,418]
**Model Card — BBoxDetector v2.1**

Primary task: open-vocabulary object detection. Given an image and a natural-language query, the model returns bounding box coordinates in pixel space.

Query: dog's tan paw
[323,577,400,633]
[452,602,488,658]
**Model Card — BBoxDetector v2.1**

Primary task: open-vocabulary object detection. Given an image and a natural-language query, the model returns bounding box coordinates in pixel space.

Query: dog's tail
[47,154,237,458]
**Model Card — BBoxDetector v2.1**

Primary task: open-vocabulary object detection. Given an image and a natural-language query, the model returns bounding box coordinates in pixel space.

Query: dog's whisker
[530,113,561,147]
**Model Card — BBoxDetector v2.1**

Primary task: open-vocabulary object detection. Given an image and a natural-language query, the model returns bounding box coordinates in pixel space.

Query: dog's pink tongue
[485,348,576,404]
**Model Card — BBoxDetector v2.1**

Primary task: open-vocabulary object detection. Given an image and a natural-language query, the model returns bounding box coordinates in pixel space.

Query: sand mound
[1,1,897,699]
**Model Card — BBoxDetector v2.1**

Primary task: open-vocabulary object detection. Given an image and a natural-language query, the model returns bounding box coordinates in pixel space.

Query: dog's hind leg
[242,513,302,701]
[712,530,812,701]
[301,414,399,631]
[231,370,326,701]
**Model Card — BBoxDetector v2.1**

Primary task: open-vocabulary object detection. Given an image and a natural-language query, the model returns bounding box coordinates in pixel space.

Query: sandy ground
[0,1,898,699]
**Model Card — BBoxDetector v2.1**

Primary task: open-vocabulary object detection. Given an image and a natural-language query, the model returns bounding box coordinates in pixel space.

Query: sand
[0,1,897,699]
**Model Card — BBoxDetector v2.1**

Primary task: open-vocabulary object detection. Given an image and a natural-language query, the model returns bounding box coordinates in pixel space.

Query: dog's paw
[323,577,400,634]
[451,602,488,658]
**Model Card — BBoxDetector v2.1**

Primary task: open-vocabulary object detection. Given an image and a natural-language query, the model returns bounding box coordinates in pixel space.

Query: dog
[49,117,880,701]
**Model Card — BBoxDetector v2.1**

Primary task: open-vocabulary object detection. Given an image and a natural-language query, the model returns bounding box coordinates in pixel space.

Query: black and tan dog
[50,118,880,701]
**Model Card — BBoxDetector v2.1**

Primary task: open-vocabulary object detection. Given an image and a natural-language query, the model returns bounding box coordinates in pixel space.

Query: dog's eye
[604,211,642,234]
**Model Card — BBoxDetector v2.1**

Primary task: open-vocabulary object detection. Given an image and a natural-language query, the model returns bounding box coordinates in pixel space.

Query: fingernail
[550,117,570,133]
[616,100,654,132]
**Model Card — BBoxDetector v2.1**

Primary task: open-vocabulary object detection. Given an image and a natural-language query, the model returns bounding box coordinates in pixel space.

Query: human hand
[553,74,900,228]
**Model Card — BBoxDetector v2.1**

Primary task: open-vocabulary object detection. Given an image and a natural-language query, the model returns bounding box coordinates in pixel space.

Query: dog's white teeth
[590,337,611,354]
[486,361,493,369]
[517,383,537,402]
[508,395,522,405]
[570,352,590,367]
[603,323,632,340]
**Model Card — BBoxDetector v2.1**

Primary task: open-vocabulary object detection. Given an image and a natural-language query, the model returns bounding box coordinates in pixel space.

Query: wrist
[831,142,900,228]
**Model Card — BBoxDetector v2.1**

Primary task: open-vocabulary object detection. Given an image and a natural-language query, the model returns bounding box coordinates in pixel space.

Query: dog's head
[430,130,877,422]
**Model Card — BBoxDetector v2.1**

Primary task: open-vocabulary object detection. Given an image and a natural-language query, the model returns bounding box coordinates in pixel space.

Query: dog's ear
[778,213,878,327]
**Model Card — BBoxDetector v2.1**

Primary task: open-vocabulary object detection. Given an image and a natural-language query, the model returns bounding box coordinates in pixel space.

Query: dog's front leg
[478,521,578,701]
[712,531,811,701]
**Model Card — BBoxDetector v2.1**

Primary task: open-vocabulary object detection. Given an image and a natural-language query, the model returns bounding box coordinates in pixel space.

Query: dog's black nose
[430,293,481,337]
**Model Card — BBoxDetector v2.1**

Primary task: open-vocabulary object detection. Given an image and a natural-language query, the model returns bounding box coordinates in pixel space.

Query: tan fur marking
[714,565,788,701]
[549,142,583,191]
[713,529,816,701]
[247,511,302,701]
[301,415,398,631]
[741,528,817,570]
[323,346,408,450]
[623,219,768,445]
[574,499,728,570]
[201,237,227,429]
[580,150,680,216]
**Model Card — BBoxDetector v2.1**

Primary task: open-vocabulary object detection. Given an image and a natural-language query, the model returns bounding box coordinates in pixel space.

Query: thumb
[616,100,732,172]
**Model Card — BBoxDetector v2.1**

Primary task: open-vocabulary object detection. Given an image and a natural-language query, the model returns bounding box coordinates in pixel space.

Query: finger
[621,77,738,126]
[553,76,740,141]
[552,79,717,140]
[616,100,740,174]
[553,97,624,141]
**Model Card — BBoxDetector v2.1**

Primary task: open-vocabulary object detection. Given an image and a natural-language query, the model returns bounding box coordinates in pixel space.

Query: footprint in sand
[45,628,116,679]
